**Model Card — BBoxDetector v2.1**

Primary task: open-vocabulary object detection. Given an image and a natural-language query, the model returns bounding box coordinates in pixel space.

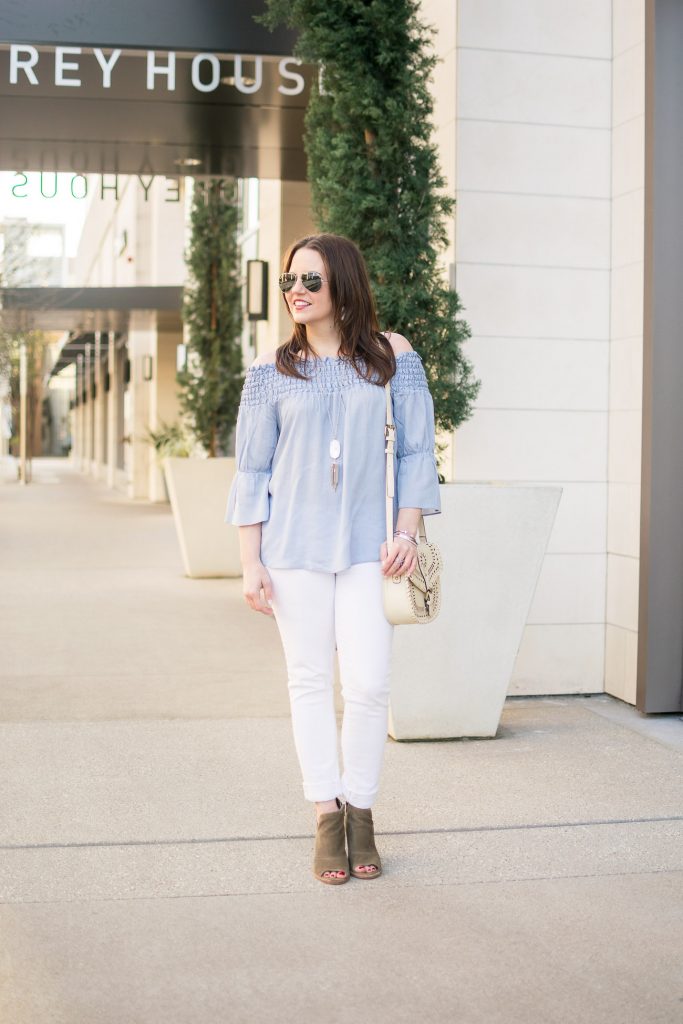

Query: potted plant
[163,177,245,578]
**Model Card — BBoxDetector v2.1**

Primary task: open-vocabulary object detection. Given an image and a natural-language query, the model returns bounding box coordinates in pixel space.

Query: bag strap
[385,380,427,548]
[384,381,396,548]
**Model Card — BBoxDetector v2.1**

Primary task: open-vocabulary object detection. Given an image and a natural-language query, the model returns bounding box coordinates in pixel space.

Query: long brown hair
[274,233,396,385]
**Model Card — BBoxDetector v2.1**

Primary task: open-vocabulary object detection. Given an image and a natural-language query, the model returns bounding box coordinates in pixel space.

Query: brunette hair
[274,233,396,385]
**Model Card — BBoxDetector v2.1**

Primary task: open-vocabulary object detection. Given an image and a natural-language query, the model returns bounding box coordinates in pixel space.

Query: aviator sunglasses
[278,271,327,293]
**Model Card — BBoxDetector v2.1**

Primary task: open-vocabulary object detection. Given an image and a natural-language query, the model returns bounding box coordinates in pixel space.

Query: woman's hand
[242,561,275,615]
[380,538,417,578]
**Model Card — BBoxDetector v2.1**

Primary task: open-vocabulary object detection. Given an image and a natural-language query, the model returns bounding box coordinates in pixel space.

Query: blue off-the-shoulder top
[225,349,441,572]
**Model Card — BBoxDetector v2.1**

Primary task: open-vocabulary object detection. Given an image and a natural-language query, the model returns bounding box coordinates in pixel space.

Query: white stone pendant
[329,439,341,459]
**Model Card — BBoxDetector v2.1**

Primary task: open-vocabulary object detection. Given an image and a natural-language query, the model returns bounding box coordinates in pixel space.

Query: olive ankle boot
[345,803,383,879]
[313,797,349,885]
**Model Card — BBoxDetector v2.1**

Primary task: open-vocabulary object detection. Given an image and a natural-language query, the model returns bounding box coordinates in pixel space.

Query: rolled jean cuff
[302,779,344,803]
[342,786,378,810]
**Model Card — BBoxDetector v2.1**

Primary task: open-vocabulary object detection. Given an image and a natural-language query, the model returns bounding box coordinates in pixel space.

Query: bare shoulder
[382,331,414,355]
[251,349,278,367]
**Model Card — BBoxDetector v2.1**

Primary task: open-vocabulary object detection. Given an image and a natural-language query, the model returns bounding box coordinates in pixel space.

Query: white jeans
[266,560,394,809]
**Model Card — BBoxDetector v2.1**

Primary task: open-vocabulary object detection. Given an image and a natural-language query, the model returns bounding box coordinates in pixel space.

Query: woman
[225,233,441,885]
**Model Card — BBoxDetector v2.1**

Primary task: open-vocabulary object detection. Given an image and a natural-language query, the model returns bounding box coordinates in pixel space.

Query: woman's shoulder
[240,350,280,407]
[251,349,279,368]
[382,331,414,356]
[384,334,428,394]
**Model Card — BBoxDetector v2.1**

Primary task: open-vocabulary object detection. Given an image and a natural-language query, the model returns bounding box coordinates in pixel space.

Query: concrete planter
[163,456,241,578]
[388,483,562,740]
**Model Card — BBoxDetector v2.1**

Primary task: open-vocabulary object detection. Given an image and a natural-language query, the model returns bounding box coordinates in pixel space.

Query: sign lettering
[9,172,184,202]
[6,45,305,96]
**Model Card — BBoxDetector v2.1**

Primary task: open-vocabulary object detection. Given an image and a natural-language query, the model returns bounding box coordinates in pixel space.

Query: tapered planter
[163,456,241,578]
[388,482,562,740]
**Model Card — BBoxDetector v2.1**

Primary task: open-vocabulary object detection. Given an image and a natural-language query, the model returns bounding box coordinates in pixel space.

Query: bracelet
[394,529,418,546]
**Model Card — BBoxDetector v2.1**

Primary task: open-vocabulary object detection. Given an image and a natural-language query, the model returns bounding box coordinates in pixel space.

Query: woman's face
[284,246,334,329]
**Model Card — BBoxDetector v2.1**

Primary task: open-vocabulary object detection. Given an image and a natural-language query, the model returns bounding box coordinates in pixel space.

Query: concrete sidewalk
[1,458,682,1024]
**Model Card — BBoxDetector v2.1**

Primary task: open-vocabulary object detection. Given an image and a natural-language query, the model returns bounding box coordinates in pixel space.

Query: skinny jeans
[266,560,394,809]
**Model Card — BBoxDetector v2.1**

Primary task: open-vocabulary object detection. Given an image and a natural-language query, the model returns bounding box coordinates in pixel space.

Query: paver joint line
[2,813,682,852]
[3,867,683,909]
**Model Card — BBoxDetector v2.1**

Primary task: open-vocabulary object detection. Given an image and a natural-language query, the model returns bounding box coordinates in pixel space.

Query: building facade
[1,1,680,713]
[422,1,649,705]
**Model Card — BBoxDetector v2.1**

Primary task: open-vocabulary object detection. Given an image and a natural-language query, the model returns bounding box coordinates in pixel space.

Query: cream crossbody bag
[382,381,443,625]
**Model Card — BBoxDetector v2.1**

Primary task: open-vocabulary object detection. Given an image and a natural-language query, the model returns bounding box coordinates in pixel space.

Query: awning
[0,285,183,333]
[49,332,114,377]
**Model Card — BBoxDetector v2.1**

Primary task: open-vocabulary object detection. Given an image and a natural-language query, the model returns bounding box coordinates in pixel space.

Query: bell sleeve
[391,351,442,516]
[225,366,279,526]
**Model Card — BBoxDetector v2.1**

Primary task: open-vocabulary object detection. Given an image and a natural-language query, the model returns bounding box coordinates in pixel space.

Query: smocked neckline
[250,349,419,370]
[297,349,417,362]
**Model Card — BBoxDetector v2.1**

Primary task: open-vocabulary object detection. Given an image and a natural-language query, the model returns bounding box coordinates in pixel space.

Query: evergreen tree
[258,0,480,435]
[178,178,244,457]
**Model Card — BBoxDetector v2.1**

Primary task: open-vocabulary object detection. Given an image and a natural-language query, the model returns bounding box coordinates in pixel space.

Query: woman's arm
[386,331,435,542]
[238,522,264,568]
[396,507,422,537]
[237,523,274,616]
[380,332,436,575]
[225,359,279,614]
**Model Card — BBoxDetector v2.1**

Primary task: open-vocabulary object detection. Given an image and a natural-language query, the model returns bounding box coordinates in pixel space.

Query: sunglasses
[278,271,327,293]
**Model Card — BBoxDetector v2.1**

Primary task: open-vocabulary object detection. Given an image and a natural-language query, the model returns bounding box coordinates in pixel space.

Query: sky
[0,172,91,257]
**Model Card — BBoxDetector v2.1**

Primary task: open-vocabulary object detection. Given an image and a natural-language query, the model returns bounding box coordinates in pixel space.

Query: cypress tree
[178,178,244,457]
[258,0,480,436]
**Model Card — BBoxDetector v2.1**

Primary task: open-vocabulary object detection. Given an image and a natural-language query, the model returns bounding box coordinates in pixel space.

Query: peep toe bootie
[345,803,383,879]
[313,797,349,885]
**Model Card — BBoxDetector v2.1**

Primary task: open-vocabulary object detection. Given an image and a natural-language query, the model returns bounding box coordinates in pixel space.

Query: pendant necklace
[326,392,346,490]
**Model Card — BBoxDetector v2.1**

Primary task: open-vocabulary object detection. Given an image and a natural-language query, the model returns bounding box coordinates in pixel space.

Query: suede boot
[313,797,349,885]
[345,803,383,879]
